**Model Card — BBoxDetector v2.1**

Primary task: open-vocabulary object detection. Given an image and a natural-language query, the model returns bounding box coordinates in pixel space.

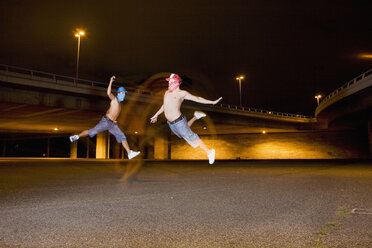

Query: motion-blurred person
[150,73,222,164]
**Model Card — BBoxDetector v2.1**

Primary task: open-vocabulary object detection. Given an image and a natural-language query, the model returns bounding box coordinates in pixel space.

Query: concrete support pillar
[154,129,170,159]
[46,138,50,157]
[154,136,168,159]
[1,141,6,157]
[96,132,109,159]
[368,121,372,158]
[112,142,121,159]
[86,137,90,158]
[146,137,154,159]
[70,140,77,158]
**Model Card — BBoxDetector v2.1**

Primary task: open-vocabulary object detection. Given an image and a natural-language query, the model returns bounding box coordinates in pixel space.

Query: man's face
[168,79,180,92]
[117,92,125,102]
[166,73,181,92]
[168,78,177,84]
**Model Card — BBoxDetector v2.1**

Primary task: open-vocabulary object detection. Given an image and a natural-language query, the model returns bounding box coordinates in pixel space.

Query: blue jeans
[167,116,201,148]
[88,116,127,142]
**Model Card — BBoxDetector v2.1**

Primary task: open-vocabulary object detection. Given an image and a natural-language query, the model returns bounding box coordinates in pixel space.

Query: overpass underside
[0,67,370,160]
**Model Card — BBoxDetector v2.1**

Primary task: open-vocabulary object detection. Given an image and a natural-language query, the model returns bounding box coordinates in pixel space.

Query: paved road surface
[0,159,371,247]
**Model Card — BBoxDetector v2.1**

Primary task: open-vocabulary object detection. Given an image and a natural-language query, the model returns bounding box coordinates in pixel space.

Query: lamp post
[236,76,244,107]
[315,94,322,105]
[75,30,85,80]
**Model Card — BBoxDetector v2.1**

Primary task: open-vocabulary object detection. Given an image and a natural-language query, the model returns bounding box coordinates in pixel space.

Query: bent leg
[70,129,89,142]
[109,124,127,144]
[78,130,89,138]
[70,117,108,142]
[108,124,140,158]
[121,141,131,154]
[188,111,206,127]
[199,140,210,153]
[87,117,109,138]
[121,140,141,159]
[187,117,197,127]
[199,139,215,164]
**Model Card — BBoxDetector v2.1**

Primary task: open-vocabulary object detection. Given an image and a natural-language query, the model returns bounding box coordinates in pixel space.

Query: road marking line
[351,208,372,215]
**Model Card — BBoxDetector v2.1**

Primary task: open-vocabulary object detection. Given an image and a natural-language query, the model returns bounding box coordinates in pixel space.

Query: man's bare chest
[165,90,185,100]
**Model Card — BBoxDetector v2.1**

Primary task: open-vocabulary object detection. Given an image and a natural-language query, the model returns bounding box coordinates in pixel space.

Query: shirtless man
[69,76,140,159]
[150,73,222,164]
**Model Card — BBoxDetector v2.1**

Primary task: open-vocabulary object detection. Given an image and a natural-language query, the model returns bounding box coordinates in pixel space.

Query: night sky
[1,0,372,115]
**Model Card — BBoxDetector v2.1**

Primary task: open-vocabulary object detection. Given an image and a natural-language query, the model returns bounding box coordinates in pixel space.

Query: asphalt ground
[0,159,371,248]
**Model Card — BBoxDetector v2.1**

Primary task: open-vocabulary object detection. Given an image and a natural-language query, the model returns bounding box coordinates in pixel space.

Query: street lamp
[315,94,322,105]
[74,30,85,80]
[236,76,244,106]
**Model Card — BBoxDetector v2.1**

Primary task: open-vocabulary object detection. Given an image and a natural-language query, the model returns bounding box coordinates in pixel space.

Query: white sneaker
[194,111,206,119]
[128,150,140,159]
[207,149,215,164]
[69,135,79,142]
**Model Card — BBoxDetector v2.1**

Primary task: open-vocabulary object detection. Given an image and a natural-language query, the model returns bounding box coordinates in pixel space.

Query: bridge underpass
[0,65,370,159]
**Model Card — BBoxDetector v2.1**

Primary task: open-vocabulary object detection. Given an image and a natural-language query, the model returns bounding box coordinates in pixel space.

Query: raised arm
[184,91,223,105]
[150,105,164,123]
[107,76,116,100]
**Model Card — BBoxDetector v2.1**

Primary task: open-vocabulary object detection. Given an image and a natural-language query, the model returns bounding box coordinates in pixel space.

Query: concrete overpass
[0,65,370,160]
[0,64,315,134]
[315,68,372,129]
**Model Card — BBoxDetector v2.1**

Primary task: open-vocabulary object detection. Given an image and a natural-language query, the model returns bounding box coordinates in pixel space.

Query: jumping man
[150,73,222,164]
[70,76,140,159]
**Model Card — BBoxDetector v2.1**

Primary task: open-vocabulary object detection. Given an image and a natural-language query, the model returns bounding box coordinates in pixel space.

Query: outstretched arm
[107,76,116,100]
[184,91,223,105]
[150,105,164,123]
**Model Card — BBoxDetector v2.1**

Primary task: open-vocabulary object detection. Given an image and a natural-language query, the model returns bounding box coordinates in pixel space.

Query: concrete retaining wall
[170,130,370,159]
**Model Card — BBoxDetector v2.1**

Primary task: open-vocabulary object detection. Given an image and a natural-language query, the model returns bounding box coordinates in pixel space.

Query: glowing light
[74,29,86,79]
[250,141,314,159]
[262,130,266,134]
[315,94,322,105]
[236,75,245,107]
[54,127,59,131]
[357,53,372,59]
[134,131,138,134]
[203,127,207,130]
[75,29,85,37]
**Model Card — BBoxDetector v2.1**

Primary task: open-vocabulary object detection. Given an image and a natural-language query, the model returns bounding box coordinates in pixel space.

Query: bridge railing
[216,103,312,118]
[0,64,145,94]
[318,68,372,107]
[0,64,313,119]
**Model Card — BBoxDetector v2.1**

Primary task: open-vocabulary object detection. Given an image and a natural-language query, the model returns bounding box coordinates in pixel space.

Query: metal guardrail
[0,64,144,94]
[216,103,312,118]
[318,68,372,107]
[0,64,313,119]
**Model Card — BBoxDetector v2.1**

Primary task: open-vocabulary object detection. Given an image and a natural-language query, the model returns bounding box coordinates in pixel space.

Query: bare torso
[105,98,121,122]
[163,89,187,122]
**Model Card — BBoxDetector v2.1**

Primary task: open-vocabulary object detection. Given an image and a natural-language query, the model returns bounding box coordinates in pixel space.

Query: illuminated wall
[170,130,370,159]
